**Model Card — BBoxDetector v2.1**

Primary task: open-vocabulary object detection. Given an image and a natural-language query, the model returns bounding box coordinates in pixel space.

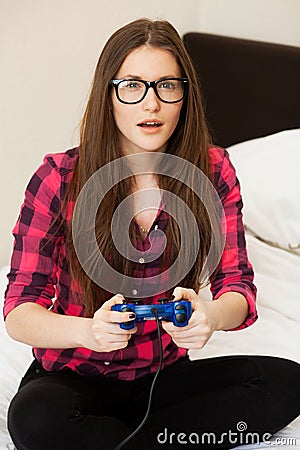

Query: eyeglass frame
[110,77,189,104]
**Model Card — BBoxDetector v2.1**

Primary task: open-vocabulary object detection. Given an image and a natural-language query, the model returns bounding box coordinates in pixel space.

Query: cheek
[112,104,130,133]
[170,105,183,130]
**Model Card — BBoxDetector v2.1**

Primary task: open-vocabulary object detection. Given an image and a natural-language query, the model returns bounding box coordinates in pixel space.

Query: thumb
[172,287,203,311]
[172,287,194,302]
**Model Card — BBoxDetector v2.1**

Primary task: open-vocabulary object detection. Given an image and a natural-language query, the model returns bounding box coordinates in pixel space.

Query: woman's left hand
[161,287,216,349]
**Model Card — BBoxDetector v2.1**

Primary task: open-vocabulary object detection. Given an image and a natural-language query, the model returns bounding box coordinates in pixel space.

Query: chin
[139,141,168,153]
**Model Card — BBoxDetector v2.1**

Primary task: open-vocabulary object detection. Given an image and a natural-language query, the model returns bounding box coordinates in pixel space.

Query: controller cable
[114,308,163,450]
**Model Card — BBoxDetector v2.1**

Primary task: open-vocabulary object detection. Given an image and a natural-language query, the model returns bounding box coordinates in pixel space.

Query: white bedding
[0,266,32,449]
[191,233,300,449]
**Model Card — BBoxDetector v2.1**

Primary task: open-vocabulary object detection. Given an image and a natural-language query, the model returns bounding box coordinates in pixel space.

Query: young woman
[4,18,300,450]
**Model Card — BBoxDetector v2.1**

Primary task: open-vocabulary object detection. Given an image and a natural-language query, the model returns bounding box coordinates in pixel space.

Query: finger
[105,331,134,342]
[112,324,137,335]
[94,328,137,347]
[174,341,206,350]
[95,308,136,325]
[95,294,136,324]
[162,319,206,337]
[172,287,196,302]
[162,324,195,340]
[106,324,137,335]
[110,311,136,324]
[170,331,210,347]
[171,328,210,341]
[161,321,188,333]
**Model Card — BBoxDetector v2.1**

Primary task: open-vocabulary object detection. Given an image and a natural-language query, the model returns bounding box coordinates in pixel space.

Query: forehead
[115,46,181,79]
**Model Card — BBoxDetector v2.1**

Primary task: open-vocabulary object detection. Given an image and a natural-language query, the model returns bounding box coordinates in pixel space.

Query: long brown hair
[64,18,220,317]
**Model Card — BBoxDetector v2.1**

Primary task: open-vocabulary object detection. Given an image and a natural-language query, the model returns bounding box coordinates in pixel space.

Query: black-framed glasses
[110,77,188,104]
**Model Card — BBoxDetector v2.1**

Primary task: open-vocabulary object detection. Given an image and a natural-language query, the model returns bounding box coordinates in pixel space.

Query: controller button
[122,321,134,328]
[176,313,187,323]
[157,297,168,303]
[175,304,185,310]
[122,307,133,313]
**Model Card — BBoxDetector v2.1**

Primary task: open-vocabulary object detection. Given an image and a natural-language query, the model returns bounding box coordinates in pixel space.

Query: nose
[142,86,160,112]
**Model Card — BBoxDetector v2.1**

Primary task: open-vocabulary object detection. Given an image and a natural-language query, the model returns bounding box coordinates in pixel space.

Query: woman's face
[111,46,184,156]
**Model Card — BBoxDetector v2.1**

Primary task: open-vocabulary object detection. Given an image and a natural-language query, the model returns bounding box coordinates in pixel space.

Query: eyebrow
[119,74,180,80]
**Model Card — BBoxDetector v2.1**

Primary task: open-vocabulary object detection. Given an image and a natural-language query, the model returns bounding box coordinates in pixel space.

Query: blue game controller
[112,298,192,330]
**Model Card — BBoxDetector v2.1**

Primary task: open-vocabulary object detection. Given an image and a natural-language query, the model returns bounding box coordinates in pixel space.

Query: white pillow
[227,129,300,253]
[195,232,300,366]
[245,233,300,320]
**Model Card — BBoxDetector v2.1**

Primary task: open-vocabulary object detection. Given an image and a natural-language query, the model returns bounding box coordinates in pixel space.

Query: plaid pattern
[4,147,257,381]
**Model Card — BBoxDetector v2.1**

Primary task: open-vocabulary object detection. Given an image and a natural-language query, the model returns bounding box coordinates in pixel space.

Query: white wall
[0,0,199,267]
[1,0,300,267]
[197,0,300,46]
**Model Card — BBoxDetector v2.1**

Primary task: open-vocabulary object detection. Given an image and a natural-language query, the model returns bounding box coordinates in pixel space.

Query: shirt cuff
[213,285,258,331]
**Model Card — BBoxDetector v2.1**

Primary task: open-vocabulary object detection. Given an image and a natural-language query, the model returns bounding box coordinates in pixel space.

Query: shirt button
[132,289,138,295]
[139,257,145,264]
[104,362,110,365]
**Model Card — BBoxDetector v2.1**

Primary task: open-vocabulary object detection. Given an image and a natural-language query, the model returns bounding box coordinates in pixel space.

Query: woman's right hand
[81,294,137,352]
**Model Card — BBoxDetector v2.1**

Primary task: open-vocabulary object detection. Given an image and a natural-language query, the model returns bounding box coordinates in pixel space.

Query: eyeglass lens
[117,79,185,103]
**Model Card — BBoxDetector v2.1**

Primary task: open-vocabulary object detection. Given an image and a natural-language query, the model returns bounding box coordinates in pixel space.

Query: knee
[8,381,76,448]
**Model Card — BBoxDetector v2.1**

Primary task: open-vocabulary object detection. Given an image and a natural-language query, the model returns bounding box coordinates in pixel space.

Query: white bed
[191,129,300,449]
[1,130,300,449]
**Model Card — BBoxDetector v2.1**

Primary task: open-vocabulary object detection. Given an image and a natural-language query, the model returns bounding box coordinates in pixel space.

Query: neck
[133,173,159,191]
[123,149,166,178]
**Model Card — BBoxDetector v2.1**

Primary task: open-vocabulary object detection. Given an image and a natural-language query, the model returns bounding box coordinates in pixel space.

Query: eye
[120,80,143,90]
[158,80,177,90]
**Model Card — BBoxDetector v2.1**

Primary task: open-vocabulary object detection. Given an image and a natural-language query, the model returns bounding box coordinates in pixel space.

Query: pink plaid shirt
[4,147,257,380]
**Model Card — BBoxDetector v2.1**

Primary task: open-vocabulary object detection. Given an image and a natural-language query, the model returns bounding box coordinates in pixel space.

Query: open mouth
[137,121,163,128]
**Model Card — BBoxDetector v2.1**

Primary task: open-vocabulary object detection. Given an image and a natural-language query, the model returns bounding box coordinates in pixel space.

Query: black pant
[8,355,300,450]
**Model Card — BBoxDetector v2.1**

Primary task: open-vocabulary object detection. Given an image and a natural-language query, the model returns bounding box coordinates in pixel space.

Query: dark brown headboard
[183,32,300,147]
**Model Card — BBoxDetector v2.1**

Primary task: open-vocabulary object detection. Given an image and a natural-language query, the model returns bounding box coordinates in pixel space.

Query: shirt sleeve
[209,147,258,330]
[3,156,63,319]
